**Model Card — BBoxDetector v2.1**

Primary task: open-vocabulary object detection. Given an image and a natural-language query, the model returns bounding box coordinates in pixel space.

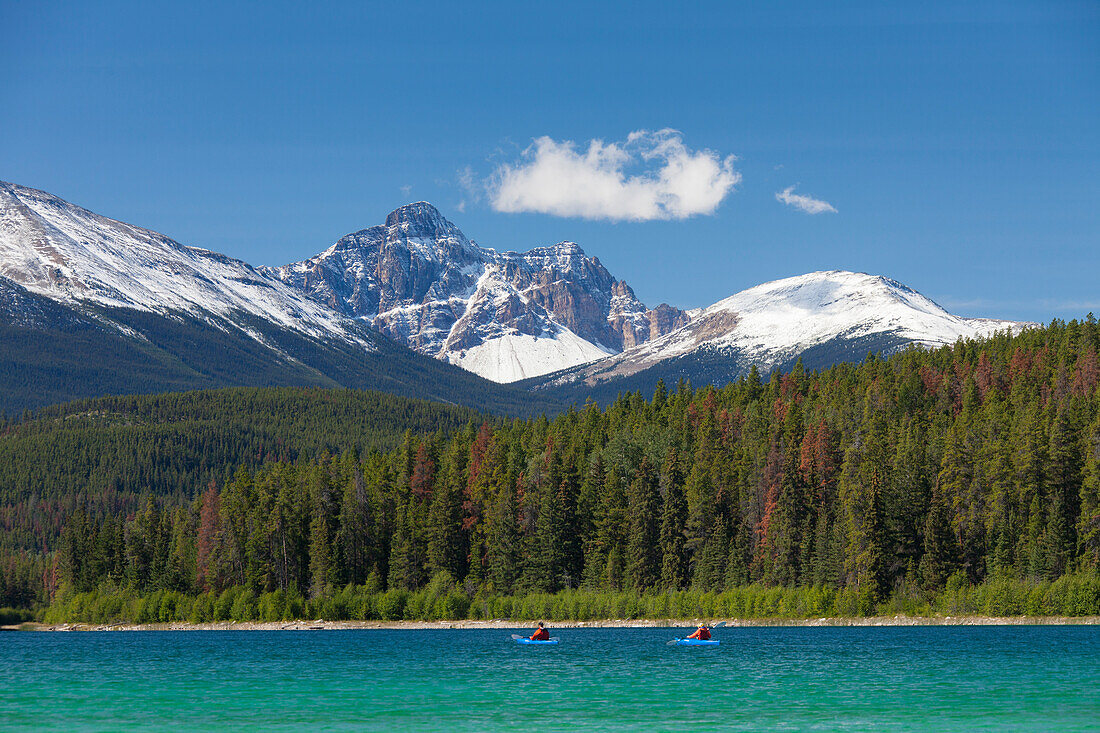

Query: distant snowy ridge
[645,270,1025,361]
[533,270,1031,389]
[0,181,374,352]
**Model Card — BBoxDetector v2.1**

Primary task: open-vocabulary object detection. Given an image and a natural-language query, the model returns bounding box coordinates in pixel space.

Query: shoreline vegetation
[25,571,1100,629]
[12,614,1100,632]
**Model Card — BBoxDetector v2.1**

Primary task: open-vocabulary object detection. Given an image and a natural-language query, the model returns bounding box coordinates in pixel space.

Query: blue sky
[2,0,1097,321]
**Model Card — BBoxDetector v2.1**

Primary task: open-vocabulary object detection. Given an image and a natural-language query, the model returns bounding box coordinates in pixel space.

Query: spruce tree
[626,458,660,590]
[1077,415,1100,567]
[658,450,688,589]
[486,477,520,593]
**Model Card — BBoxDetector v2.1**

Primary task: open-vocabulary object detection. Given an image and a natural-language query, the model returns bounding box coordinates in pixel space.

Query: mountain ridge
[267,201,688,382]
[1,180,1033,412]
[519,269,1030,403]
[0,182,562,417]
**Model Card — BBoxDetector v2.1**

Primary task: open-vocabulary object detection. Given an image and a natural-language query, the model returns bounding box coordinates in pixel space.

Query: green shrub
[379,589,408,620]
[189,592,215,623]
[283,588,307,620]
[40,571,1100,625]
[439,591,470,620]
[229,590,257,622]
[0,607,35,624]
[214,588,240,621]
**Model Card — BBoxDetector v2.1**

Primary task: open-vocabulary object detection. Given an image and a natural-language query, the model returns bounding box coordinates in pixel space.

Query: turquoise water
[3,626,1099,731]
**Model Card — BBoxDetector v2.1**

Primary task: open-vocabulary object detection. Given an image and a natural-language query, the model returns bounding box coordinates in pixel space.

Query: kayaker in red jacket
[530,622,550,641]
[686,624,711,640]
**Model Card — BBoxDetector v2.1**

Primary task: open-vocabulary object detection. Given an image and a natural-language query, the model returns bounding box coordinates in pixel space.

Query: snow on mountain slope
[0,181,372,351]
[270,202,686,382]
[450,327,614,383]
[536,270,1031,387]
[656,270,1023,360]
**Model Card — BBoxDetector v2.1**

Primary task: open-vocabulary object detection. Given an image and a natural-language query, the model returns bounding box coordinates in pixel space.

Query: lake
[3,626,1099,731]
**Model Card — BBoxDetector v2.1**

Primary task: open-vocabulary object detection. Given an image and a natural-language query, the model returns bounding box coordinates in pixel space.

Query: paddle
[512,633,558,642]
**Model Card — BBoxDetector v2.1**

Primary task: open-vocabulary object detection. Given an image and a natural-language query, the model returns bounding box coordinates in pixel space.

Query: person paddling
[686,624,711,641]
[529,622,550,641]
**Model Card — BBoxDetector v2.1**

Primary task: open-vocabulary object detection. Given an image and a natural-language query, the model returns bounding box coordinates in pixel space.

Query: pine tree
[486,476,520,593]
[658,450,688,589]
[885,418,929,585]
[307,466,338,596]
[532,449,570,592]
[692,517,729,590]
[684,431,717,576]
[938,423,984,581]
[196,482,223,592]
[598,465,629,590]
[338,467,378,585]
[626,458,660,590]
[1077,415,1100,567]
[1014,403,1048,571]
[838,399,888,599]
[427,441,466,581]
[387,503,425,591]
[462,424,495,586]
[757,400,806,586]
[1046,408,1081,575]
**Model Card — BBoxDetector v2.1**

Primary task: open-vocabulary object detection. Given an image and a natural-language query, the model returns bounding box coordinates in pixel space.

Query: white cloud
[775,185,837,214]
[487,129,740,221]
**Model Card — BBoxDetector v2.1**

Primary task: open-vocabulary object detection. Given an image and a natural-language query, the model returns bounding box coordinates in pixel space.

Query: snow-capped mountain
[267,202,688,382]
[0,179,1035,414]
[523,271,1032,401]
[0,180,371,352]
[0,181,561,416]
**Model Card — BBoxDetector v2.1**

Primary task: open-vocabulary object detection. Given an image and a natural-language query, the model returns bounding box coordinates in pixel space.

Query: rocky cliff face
[269,203,688,382]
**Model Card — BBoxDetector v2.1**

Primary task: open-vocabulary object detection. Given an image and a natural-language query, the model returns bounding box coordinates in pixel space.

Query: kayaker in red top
[686,624,711,640]
[530,622,550,641]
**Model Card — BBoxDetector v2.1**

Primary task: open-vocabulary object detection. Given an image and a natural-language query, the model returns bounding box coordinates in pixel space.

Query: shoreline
[9,614,1100,632]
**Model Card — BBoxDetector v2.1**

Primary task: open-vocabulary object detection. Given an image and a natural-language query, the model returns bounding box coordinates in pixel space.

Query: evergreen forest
[6,319,1100,622]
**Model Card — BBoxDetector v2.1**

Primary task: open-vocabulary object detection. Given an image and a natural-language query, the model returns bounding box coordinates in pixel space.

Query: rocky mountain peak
[542,240,584,256]
[272,203,689,382]
[383,201,458,240]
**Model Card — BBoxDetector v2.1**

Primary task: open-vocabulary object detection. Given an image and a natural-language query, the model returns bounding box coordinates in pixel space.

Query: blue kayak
[515,637,558,645]
[672,638,720,646]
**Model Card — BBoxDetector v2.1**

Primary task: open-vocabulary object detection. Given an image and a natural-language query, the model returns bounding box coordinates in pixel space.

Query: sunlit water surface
[3,625,1099,731]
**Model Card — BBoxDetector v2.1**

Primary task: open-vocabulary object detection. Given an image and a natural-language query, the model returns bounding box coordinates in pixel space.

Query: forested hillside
[20,318,1100,620]
[0,387,488,608]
